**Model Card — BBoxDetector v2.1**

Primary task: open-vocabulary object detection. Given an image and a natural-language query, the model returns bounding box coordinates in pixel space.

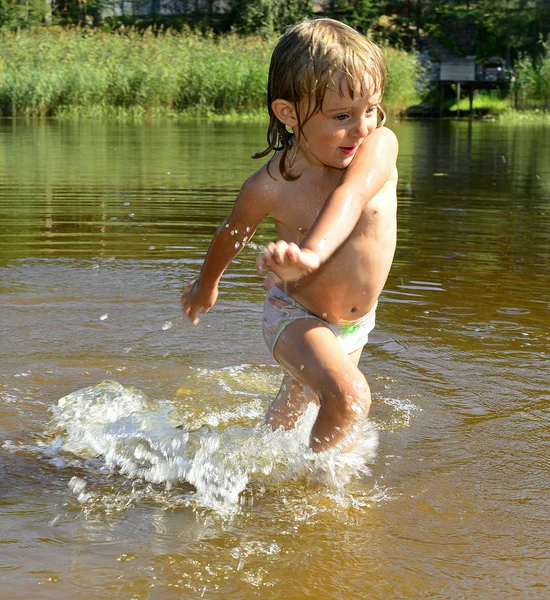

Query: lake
[1,118,549,599]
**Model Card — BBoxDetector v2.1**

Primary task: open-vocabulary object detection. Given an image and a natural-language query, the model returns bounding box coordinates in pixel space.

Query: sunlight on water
[3,120,548,597]
[35,379,380,514]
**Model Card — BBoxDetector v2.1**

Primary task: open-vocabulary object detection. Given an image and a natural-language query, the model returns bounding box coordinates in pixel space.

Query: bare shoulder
[342,127,398,183]
[377,125,399,145]
[237,156,282,215]
[358,126,398,162]
[375,128,399,179]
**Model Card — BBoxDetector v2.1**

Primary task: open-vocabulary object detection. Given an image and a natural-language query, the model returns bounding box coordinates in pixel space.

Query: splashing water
[42,379,379,514]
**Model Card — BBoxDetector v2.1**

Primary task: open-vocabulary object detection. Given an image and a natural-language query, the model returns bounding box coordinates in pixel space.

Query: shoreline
[1,108,548,123]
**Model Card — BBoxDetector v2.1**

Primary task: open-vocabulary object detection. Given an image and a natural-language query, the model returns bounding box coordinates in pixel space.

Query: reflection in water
[0,120,549,599]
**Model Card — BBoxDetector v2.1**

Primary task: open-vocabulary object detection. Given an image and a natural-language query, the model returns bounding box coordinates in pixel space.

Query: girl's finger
[263,272,282,290]
[272,241,288,264]
[287,243,300,262]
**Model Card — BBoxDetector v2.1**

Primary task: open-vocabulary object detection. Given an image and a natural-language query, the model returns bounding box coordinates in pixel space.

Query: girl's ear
[377,105,387,128]
[271,99,298,128]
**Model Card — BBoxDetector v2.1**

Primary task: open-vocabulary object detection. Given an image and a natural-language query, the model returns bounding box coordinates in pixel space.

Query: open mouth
[339,146,357,156]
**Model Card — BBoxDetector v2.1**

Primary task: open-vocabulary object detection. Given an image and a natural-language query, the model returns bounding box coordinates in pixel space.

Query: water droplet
[129,213,135,218]
[123,201,131,207]
[148,246,156,251]
[166,171,172,175]
[225,223,230,228]
[322,313,327,318]
[69,476,87,495]
[235,242,241,249]
[246,227,251,233]
[100,313,109,321]
[230,230,235,236]
[68,476,91,503]
[162,321,173,331]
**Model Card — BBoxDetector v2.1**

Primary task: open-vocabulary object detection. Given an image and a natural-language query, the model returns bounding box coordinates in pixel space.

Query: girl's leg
[271,320,370,452]
[264,343,363,432]
[264,373,317,431]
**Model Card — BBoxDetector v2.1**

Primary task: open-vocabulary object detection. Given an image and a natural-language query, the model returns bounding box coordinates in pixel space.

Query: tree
[0,0,50,28]
[229,0,312,36]
[322,0,381,34]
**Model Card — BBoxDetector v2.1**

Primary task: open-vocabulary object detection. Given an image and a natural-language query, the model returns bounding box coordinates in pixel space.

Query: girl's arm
[183,174,272,324]
[258,127,398,287]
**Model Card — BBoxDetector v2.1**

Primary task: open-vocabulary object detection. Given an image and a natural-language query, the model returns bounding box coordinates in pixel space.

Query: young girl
[182,18,398,453]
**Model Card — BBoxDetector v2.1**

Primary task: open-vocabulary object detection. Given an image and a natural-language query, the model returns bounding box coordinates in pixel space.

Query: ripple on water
[496,306,531,315]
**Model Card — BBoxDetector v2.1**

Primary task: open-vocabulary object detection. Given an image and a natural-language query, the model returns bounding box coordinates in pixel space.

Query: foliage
[0,0,50,28]
[415,0,550,60]
[0,27,425,117]
[0,28,272,116]
[1,0,549,70]
[229,0,312,36]
[513,40,550,110]
[384,46,428,113]
[320,0,381,34]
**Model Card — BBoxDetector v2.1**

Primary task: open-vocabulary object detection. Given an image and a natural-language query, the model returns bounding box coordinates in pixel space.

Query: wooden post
[469,86,474,116]
[457,82,461,118]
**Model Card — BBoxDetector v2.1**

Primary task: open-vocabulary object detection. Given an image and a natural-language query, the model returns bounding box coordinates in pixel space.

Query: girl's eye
[366,106,377,116]
[334,114,349,121]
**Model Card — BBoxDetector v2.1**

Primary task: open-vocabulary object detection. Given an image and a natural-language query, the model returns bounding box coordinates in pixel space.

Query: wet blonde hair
[253,18,387,180]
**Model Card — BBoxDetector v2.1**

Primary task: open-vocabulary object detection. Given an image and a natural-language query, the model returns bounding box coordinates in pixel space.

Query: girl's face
[296,73,382,170]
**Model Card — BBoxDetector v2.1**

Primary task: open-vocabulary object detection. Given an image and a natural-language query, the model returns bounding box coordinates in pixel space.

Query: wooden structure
[439,57,510,116]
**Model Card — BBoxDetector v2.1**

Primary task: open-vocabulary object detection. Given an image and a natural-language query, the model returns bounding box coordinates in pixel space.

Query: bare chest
[270,177,340,240]
[270,176,395,243]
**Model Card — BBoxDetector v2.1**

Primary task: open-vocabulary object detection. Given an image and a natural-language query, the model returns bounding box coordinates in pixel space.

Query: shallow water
[1,119,549,599]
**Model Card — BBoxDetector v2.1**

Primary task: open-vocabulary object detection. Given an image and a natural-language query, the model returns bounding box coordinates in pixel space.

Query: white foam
[46,380,379,514]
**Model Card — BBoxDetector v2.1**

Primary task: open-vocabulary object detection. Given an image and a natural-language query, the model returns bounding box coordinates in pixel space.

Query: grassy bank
[447,90,550,122]
[0,27,424,118]
[447,45,550,119]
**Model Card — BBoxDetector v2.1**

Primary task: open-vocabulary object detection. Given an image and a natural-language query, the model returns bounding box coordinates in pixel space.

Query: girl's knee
[347,379,371,418]
[320,373,371,420]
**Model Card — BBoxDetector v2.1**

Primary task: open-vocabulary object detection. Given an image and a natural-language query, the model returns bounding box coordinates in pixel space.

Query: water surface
[1,119,549,599]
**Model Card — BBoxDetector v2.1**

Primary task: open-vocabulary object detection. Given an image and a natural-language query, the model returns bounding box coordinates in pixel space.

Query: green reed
[383,45,428,115]
[513,42,550,111]
[0,27,425,118]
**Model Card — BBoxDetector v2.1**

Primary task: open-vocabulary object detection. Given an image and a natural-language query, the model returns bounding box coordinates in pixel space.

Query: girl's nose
[351,116,369,138]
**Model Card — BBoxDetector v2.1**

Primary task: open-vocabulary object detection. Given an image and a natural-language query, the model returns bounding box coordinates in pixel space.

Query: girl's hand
[256,241,320,290]
[181,280,218,325]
